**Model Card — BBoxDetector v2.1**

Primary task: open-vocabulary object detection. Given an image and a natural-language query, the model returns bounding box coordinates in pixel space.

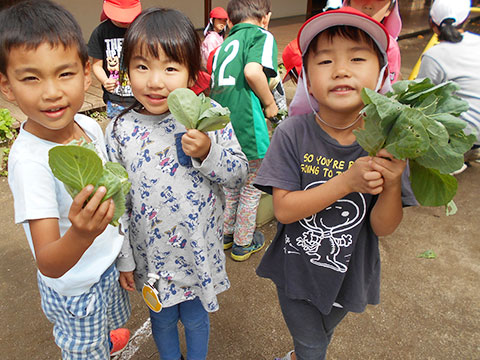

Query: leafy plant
[0,109,18,176]
[48,138,131,226]
[167,88,231,131]
[0,108,17,144]
[353,79,475,213]
[418,249,437,259]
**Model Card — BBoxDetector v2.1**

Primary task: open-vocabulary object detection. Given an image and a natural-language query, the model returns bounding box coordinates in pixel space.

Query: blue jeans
[106,101,125,120]
[150,297,210,360]
[277,287,348,360]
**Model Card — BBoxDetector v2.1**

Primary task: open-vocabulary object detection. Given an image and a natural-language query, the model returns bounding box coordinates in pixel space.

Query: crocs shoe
[231,230,265,261]
[275,350,294,360]
[224,234,234,250]
[110,328,130,356]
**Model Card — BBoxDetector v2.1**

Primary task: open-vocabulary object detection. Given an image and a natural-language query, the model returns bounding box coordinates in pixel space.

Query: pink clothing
[223,159,262,246]
[388,34,401,83]
[201,31,224,69]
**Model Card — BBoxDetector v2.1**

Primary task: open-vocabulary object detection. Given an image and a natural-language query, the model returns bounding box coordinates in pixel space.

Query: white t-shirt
[8,114,124,296]
[418,32,480,144]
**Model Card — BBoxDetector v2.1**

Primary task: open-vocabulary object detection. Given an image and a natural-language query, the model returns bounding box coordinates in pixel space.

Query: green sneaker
[231,231,265,261]
[224,234,234,250]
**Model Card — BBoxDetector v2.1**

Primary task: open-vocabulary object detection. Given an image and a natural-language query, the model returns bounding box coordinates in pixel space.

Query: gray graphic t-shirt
[254,113,417,314]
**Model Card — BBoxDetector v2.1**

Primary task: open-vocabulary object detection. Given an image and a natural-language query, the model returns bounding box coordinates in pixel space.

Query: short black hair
[304,25,385,71]
[0,0,88,74]
[227,0,271,25]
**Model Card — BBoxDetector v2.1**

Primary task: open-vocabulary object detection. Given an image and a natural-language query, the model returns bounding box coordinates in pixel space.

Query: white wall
[57,0,307,41]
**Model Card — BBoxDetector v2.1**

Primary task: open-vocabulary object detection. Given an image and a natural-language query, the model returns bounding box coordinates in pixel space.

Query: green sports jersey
[210,23,278,160]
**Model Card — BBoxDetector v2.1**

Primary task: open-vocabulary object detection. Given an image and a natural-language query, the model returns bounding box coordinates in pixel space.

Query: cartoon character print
[139,175,158,200]
[156,146,179,176]
[288,180,366,273]
[186,190,207,213]
[188,170,204,188]
[160,185,180,213]
[106,55,119,81]
[165,225,187,249]
[133,202,160,234]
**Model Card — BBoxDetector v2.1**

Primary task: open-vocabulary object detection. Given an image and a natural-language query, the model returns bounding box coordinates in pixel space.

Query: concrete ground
[1,11,479,360]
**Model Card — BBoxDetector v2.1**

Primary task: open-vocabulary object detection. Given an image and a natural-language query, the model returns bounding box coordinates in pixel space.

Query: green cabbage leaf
[353,79,476,213]
[167,88,231,132]
[48,138,131,226]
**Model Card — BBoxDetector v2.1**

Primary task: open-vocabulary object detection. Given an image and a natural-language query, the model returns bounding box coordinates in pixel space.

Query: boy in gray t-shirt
[254,8,417,360]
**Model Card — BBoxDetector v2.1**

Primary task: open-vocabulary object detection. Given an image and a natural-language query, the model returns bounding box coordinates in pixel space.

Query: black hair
[432,18,464,43]
[115,8,200,123]
[303,25,385,71]
[227,0,271,25]
[0,0,88,74]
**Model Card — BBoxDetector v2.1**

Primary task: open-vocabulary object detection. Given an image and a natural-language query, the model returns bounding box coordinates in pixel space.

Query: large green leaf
[355,78,472,211]
[410,160,457,206]
[49,146,103,191]
[167,88,201,129]
[384,107,430,160]
[48,142,131,226]
[353,104,387,156]
[197,106,231,132]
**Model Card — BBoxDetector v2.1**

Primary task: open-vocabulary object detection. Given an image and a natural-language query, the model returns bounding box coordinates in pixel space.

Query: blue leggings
[150,297,210,360]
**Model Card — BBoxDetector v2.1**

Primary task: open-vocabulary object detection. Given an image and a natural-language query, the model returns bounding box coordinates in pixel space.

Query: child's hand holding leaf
[353,79,476,214]
[167,88,231,166]
[181,129,211,161]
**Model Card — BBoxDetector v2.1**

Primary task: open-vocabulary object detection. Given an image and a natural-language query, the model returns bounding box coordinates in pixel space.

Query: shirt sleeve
[246,28,278,78]
[10,159,60,224]
[254,121,302,194]
[87,24,104,60]
[192,122,249,189]
[417,53,446,84]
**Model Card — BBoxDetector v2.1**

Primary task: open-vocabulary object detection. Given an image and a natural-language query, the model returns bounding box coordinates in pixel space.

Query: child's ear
[261,12,272,30]
[0,72,15,102]
[83,61,92,92]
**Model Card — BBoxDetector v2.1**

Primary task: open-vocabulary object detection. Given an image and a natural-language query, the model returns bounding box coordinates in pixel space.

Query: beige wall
[56,0,307,41]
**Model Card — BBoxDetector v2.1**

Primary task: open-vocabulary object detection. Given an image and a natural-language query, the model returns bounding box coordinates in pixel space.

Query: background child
[88,0,141,120]
[417,0,480,172]
[106,8,248,360]
[254,8,417,360]
[345,0,402,82]
[210,0,279,261]
[0,0,130,358]
[201,6,229,70]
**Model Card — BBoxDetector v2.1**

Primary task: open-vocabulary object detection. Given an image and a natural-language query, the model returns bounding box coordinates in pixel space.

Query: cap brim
[298,8,389,57]
[103,2,141,23]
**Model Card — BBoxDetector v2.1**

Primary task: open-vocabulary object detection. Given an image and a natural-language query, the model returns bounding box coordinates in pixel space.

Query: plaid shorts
[38,264,131,359]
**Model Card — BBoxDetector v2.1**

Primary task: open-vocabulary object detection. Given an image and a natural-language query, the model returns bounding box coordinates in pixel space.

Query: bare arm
[30,185,115,278]
[369,149,406,236]
[244,62,278,119]
[91,57,116,93]
[273,156,384,224]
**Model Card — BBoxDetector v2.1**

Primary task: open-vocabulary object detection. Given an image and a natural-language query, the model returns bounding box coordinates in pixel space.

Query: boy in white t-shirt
[0,1,131,358]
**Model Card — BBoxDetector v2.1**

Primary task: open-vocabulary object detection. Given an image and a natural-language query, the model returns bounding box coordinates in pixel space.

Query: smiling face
[129,44,192,115]
[0,43,90,140]
[305,31,381,124]
[349,0,393,22]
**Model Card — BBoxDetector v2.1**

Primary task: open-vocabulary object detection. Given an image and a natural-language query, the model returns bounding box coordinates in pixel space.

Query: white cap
[430,0,471,26]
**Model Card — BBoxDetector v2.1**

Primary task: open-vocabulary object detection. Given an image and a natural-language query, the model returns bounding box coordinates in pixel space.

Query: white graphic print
[287,181,366,273]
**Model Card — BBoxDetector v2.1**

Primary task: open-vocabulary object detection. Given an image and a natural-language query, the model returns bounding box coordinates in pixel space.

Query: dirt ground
[1,163,479,360]
[1,17,480,360]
